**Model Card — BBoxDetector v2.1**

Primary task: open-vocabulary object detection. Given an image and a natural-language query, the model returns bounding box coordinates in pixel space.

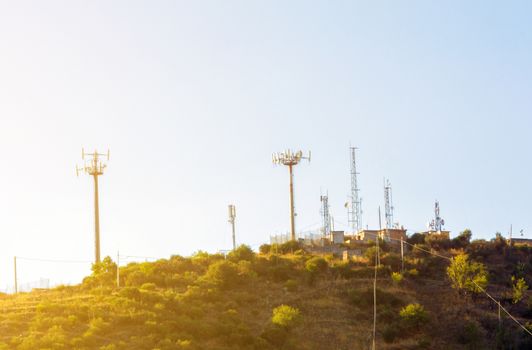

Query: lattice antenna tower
[76,148,110,264]
[348,147,362,234]
[320,193,331,239]
[384,178,394,229]
[272,149,311,241]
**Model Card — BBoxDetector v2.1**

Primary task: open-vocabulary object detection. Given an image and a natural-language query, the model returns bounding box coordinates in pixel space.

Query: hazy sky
[1,1,531,289]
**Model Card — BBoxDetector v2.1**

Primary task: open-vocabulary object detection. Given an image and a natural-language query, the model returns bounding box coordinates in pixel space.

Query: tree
[399,303,427,328]
[451,229,472,249]
[446,253,488,294]
[227,244,255,262]
[271,305,301,329]
[512,276,528,304]
[407,232,425,245]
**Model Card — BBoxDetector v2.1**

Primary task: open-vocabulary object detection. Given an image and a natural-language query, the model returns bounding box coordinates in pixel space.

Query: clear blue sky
[1,1,531,288]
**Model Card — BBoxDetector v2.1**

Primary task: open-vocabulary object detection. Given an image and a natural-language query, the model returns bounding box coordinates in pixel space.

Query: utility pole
[272,149,311,241]
[117,251,120,288]
[77,148,110,264]
[14,256,18,294]
[400,237,404,274]
[228,204,237,250]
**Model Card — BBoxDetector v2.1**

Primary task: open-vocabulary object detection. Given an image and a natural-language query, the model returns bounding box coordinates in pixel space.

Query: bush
[271,305,301,329]
[399,303,427,329]
[407,268,419,277]
[391,272,403,284]
[228,245,255,262]
[383,324,401,343]
[456,320,484,347]
[512,276,528,304]
[305,257,328,274]
[381,253,401,270]
[447,253,489,294]
[202,260,245,290]
[259,244,271,254]
[284,279,298,292]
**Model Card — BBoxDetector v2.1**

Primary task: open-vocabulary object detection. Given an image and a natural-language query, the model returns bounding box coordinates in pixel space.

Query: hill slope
[0,240,531,349]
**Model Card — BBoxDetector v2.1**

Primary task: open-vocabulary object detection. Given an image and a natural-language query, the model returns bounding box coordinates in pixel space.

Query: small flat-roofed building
[510,238,532,247]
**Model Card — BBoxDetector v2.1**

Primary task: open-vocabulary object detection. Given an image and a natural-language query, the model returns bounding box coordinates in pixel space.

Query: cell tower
[384,179,394,229]
[76,148,110,264]
[320,194,331,239]
[347,147,362,234]
[228,204,236,250]
[428,200,445,232]
[272,149,311,241]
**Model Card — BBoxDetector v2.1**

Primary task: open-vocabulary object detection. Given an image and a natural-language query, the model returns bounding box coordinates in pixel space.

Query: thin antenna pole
[372,207,380,350]
[77,148,109,264]
[272,149,310,242]
[289,164,296,241]
[401,237,404,274]
[116,251,120,288]
[94,174,101,264]
[14,256,18,294]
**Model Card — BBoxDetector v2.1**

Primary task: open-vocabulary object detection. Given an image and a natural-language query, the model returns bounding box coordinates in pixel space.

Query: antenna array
[76,148,110,264]
[272,149,311,241]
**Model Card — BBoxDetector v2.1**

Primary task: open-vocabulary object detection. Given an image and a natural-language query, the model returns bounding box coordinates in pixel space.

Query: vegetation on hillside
[0,233,531,349]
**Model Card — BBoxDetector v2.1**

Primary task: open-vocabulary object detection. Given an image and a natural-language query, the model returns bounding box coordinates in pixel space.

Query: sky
[0,1,531,289]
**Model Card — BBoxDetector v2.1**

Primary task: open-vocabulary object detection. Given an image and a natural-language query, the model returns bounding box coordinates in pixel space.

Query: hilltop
[0,233,531,350]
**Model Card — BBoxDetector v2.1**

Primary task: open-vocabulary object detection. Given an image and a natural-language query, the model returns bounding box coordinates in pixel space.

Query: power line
[375,233,532,338]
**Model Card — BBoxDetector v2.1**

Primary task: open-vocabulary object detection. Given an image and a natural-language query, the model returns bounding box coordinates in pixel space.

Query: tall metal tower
[384,178,394,229]
[320,194,331,239]
[428,200,445,232]
[77,148,109,264]
[228,204,236,250]
[348,147,362,234]
[272,149,311,241]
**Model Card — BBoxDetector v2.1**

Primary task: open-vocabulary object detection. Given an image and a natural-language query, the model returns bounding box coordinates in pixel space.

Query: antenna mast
[320,194,331,240]
[384,178,394,229]
[77,148,110,264]
[348,147,362,234]
[273,149,311,241]
[228,204,237,250]
[429,200,445,232]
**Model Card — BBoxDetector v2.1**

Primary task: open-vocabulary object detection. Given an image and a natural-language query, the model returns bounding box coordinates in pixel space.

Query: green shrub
[447,253,489,294]
[305,257,328,274]
[271,305,301,329]
[201,260,245,290]
[512,276,528,304]
[228,245,255,262]
[259,244,271,254]
[284,279,298,292]
[399,303,427,329]
[391,272,403,284]
[383,324,400,343]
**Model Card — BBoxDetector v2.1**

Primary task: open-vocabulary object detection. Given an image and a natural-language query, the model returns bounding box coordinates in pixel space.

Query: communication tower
[320,194,331,240]
[228,204,237,250]
[347,147,362,234]
[384,179,394,229]
[272,149,311,241]
[76,148,110,264]
[428,200,445,232]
